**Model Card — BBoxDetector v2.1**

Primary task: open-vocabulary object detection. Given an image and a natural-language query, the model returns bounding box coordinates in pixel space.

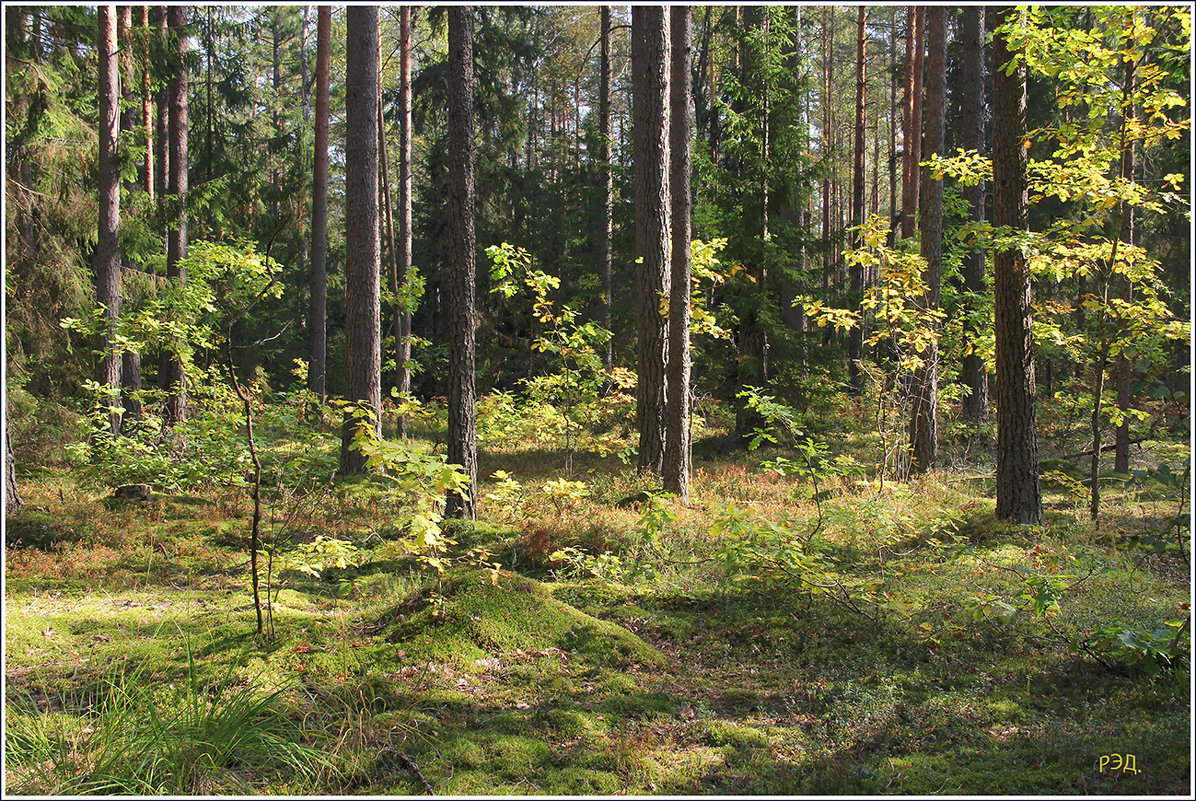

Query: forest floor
[3,415,1192,795]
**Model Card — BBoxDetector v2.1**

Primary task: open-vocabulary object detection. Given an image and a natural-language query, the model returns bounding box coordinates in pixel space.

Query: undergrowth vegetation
[4,385,1191,795]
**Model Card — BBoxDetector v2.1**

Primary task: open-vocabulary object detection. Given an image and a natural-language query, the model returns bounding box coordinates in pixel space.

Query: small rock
[113,484,152,502]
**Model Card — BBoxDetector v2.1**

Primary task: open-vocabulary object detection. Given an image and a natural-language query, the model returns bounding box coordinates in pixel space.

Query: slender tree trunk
[5,402,21,512]
[664,5,692,503]
[396,5,414,436]
[96,5,122,438]
[308,6,330,401]
[821,6,832,348]
[901,7,924,239]
[154,7,169,202]
[1114,71,1138,475]
[118,7,144,426]
[848,6,867,394]
[141,6,152,195]
[631,6,670,476]
[992,6,1041,524]
[908,7,946,475]
[445,6,478,518]
[340,6,382,475]
[378,100,400,402]
[599,6,614,374]
[960,7,990,426]
[161,5,189,425]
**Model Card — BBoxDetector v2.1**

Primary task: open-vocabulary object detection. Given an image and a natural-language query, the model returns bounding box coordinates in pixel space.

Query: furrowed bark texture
[340,6,382,475]
[909,6,946,475]
[959,6,990,425]
[991,6,1041,524]
[631,7,670,477]
[664,5,691,502]
[445,6,478,518]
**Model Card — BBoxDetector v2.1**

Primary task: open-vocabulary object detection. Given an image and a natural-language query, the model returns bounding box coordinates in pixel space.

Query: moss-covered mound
[381,569,667,671]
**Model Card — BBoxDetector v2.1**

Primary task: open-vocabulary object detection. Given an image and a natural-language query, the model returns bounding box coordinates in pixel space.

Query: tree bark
[379,99,400,401]
[308,6,330,402]
[599,6,614,374]
[908,6,946,475]
[901,7,924,239]
[1114,69,1138,475]
[631,6,670,477]
[396,5,413,435]
[959,6,990,426]
[992,6,1041,524]
[340,6,382,475]
[162,4,189,426]
[153,7,169,201]
[5,402,20,512]
[97,5,122,438]
[664,6,691,503]
[848,6,867,393]
[445,6,477,518]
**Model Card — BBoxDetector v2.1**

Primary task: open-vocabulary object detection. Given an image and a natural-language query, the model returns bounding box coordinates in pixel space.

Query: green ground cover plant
[5,399,1189,796]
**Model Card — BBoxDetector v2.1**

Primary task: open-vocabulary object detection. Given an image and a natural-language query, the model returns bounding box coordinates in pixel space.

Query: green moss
[382,568,666,671]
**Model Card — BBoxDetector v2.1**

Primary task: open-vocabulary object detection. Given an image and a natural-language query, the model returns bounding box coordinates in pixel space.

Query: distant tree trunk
[340,6,382,475]
[5,403,20,512]
[901,7,924,239]
[908,7,945,475]
[959,6,990,426]
[118,7,144,427]
[154,7,169,201]
[1114,85,1138,475]
[848,5,867,394]
[379,100,400,398]
[396,5,413,435]
[820,7,832,348]
[445,6,478,518]
[96,5,122,438]
[599,5,614,374]
[664,6,691,503]
[161,5,189,425]
[631,6,670,477]
[992,6,1041,524]
[308,5,330,402]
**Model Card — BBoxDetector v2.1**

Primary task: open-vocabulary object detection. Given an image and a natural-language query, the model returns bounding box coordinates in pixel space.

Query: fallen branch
[1060,436,1147,460]
[380,747,434,795]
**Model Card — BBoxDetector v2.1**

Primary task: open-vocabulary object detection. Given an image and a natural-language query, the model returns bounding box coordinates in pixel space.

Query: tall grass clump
[5,638,334,794]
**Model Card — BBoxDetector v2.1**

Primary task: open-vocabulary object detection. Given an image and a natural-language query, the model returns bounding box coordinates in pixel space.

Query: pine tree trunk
[908,7,946,475]
[848,6,867,394]
[97,5,122,438]
[162,5,189,425]
[901,7,924,240]
[663,6,691,503]
[154,7,169,201]
[378,101,401,404]
[631,6,670,476]
[445,6,478,518]
[599,6,614,374]
[959,6,990,426]
[5,402,21,512]
[340,6,382,475]
[397,5,413,434]
[1114,75,1138,475]
[992,6,1041,524]
[308,5,330,402]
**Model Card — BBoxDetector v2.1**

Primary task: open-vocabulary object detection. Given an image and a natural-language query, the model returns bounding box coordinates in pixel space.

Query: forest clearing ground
[4,432,1191,795]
